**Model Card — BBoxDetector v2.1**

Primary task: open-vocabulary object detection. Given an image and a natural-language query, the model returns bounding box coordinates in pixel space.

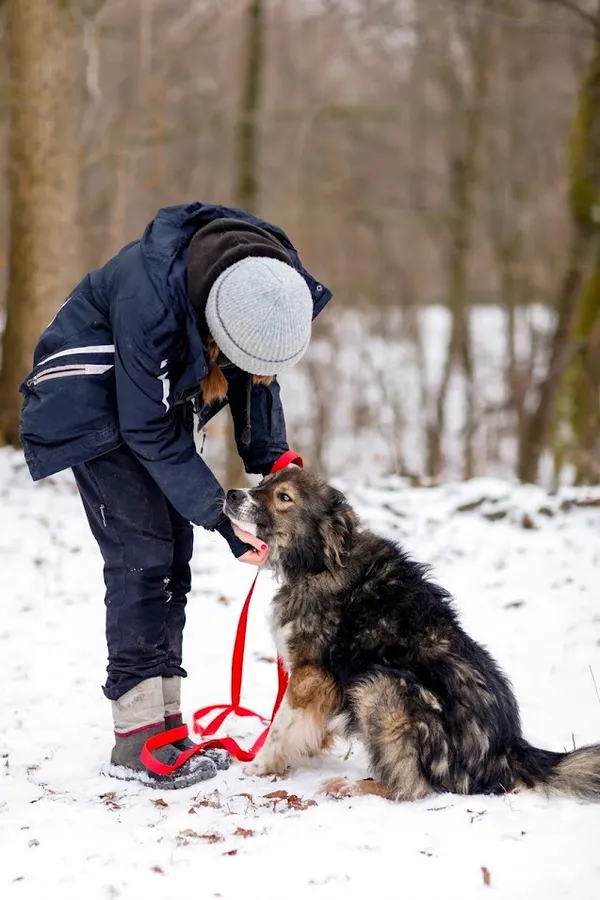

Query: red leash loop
[140,451,302,776]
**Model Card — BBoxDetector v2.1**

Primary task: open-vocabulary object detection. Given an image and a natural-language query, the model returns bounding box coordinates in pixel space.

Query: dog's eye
[277,492,293,503]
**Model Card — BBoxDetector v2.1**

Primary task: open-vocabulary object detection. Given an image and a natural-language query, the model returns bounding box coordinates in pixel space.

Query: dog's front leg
[244,665,339,777]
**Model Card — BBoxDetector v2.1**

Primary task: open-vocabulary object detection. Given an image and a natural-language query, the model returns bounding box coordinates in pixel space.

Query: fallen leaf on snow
[481,866,491,886]
[234,826,255,838]
[189,794,221,810]
[152,798,169,808]
[263,789,317,811]
[176,829,225,846]
[176,829,201,846]
[223,849,238,856]
[150,866,165,875]
[264,790,288,800]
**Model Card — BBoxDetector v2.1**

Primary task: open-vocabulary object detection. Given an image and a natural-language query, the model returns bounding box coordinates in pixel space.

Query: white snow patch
[1,449,600,900]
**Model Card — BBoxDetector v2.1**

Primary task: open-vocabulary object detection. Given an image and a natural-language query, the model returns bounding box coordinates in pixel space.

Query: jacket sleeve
[228,376,289,476]
[112,296,247,557]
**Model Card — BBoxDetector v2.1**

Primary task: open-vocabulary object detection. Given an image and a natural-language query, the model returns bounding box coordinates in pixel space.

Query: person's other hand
[232,524,269,566]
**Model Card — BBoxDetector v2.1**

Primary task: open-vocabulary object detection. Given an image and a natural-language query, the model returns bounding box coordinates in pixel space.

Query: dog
[224,466,600,802]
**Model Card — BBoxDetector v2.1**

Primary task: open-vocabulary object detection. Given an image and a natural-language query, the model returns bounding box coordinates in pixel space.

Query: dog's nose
[226,489,246,504]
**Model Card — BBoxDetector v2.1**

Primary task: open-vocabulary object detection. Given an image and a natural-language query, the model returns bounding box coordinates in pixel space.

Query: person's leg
[73,444,179,697]
[162,500,193,730]
[160,504,230,771]
[72,443,221,787]
[162,502,192,736]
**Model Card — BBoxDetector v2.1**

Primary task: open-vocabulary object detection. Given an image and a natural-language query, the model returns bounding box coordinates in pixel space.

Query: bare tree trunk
[224,0,265,488]
[569,242,600,481]
[427,140,484,481]
[426,5,492,480]
[0,0,84,446]
[519,25,600,483]
[518,225,590,482]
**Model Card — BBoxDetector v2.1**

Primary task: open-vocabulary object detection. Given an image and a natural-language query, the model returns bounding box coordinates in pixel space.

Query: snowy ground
[2,449,600,900]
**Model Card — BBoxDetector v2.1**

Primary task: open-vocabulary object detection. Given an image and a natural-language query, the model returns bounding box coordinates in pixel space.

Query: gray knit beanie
[205,257,313,376]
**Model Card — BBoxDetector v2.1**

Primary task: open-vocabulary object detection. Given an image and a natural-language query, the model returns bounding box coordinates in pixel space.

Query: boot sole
[101,762,218,790]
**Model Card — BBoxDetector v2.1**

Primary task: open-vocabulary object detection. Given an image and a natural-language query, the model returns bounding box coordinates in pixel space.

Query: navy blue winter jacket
[19,203,331,548]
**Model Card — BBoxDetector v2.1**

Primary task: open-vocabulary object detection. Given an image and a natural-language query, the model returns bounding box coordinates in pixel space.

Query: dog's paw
[243,755,289,778]
[321,776,359,798]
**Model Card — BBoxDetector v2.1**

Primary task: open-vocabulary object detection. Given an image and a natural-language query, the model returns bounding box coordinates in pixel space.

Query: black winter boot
[106,677,220,789]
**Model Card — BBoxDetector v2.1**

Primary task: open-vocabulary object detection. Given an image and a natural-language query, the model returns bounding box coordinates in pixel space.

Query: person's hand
[232,524,269,567]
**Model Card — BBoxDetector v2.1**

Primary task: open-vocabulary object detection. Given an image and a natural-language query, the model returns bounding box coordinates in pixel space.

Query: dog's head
[224,467,357,577]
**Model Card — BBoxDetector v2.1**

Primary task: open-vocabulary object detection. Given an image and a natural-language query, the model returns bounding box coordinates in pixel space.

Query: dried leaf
[190,796,221,810]
[481,867,491,887]
[263,789,316,811]
[223,849,238,856]
[456,498,485,513]
[234,826,255,838]
[28,839,39,848]
[483,510,507,522]
[175,829,201,846]
[200,833,224,844]
[419,850,433,857]
[152,798,168,808]
[150,866,165,875]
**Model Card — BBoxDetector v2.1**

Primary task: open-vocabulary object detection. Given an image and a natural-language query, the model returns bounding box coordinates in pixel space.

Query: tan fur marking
[322,777,392,799]
[418,687,442,712]
[350,676,432,801]
[287,666,340,717]
[464,720,491,761]
[244,666,339,777]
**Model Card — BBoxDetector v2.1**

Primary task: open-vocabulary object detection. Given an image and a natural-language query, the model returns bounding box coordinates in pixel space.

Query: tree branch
[547,0,600,30]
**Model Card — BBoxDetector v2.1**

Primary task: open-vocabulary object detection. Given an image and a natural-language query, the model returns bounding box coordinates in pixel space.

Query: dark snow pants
[72,443,194,701]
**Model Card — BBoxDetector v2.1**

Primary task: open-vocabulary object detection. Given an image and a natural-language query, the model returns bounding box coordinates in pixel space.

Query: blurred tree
[425,1,494,480]
[519,0,600,483]
[224,0,265,489]
[0,0,85,446]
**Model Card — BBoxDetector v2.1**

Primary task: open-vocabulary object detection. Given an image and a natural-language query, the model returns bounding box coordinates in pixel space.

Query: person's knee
[123,533,175,580]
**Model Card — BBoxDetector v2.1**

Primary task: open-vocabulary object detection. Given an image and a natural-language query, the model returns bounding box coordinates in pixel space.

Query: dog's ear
[319,487,357,572]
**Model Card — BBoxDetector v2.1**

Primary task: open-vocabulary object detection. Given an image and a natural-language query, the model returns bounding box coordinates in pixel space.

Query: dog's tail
[511,740,600,801]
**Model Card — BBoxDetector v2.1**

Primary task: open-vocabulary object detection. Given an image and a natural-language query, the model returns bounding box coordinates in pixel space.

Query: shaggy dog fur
[224,467,600,802]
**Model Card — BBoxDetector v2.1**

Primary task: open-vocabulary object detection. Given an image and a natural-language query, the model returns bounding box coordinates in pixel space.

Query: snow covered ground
[2,449,600,900]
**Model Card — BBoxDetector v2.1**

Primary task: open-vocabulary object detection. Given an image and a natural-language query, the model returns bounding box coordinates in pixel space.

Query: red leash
[140,450,302,776]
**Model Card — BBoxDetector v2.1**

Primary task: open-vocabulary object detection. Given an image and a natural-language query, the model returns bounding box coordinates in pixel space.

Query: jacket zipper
[27,363,114,387]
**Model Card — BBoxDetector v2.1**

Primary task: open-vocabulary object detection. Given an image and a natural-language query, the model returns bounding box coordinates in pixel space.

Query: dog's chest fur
[268,582,332,673]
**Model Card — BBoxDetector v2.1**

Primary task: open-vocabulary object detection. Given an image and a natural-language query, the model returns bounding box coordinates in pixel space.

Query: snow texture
[2,449,600,900]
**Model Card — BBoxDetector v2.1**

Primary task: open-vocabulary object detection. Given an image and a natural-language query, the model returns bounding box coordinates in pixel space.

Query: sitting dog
[224,466,600,802]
